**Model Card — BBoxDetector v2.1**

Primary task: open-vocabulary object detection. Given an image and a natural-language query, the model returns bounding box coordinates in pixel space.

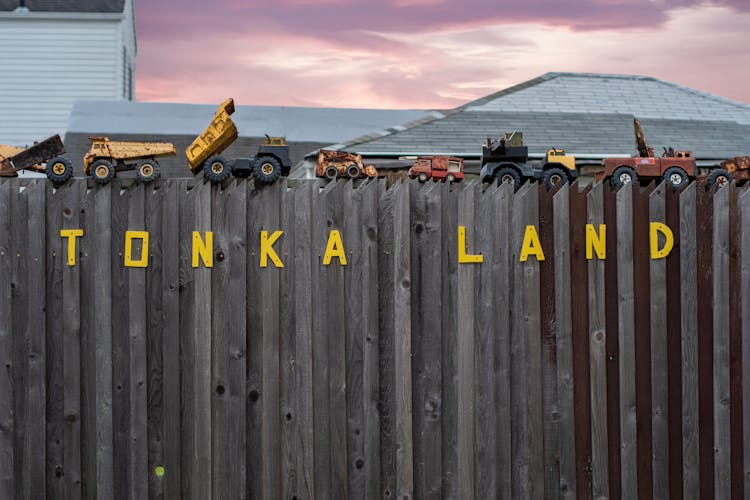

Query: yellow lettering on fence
[124,230,149,268]
[323,230,347,266]
[458,226,483,264]
[192,231,213,268]
[650,222,674,259]
[60,229,83,266]
[586,224,606,260]
[520,225,545,262]
[260,230,285,268]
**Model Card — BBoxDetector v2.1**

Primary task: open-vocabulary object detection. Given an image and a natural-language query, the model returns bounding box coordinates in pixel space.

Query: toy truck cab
[409,156,464,183]
[541,148,578,188]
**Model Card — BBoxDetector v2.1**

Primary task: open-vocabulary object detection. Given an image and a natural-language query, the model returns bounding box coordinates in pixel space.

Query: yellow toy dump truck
[316,149,379,180]
[186,98,292,184]
[84,137,176,184]
[0,134,74,184]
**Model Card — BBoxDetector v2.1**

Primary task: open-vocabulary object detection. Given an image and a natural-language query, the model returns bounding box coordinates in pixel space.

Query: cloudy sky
[134,0,750,109]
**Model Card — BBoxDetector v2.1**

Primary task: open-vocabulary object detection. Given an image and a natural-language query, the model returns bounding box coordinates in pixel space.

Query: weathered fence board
[0,177,748,499]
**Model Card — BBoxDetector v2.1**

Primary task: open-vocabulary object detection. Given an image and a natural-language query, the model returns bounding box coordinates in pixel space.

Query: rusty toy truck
[186,98,292,184]
[85,137,176,184]
[409,156,464,183]
[596,118,696,190]
[0,135,74,184]
[316,149,378,180]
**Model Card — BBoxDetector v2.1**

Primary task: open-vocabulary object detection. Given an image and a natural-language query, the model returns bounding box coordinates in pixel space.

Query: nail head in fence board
[695,183,714,500]
[145,182,165,500]
[128,184,149,500]
[570,182,592,500]
[279,180,297,500]
[616,184,637,499]
[649,185,669,500]
[94,185,114,499]
[712,186,731,499]
[0,182,12,499]
[553,183,576,499]
[740,188,750,496]
[538,184,559,500]
[456,183,475,499]
[45,184,65,499]
[474,183,499,498]
[440,181,459,499]
[587,182,610,498]
[26,182,46,500]
[293,181,315,500]
[665,184,684,500]
[679,183,700,499]
[361,180,382,500]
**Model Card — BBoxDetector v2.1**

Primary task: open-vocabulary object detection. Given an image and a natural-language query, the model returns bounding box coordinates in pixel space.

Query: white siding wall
[0,14,127,145]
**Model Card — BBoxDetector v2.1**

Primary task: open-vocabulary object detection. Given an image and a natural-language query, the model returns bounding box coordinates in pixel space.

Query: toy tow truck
[408,156,464,183]
[479,131,578,190]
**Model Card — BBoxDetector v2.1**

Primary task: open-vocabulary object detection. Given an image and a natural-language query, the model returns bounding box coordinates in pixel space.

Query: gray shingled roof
[0,0,124,12]
[343,72,750,162]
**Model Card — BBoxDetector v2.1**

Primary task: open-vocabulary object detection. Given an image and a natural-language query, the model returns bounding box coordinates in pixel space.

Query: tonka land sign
[58,222,675,268]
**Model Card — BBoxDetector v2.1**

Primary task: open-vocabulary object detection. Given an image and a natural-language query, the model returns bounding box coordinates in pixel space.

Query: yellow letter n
[192,231,213,268]
[586,224,606,260]
[458,226,483,264]
[260,230,284,268]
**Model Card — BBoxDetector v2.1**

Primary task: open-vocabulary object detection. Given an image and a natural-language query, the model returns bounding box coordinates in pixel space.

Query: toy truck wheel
[346,164,361,179]
[706,168,733,189]
[663,166,688,190]
[136,159,160,183]
[46,156,74,184]
[254,156,282,184]
[543,167,568,190]
[495,167,521,191]
[204,156,232,183]
[324,165,339,180]
[417,172,429,183]
[446,173,456,183]
[610,166,638,189]
[91,159,114,185]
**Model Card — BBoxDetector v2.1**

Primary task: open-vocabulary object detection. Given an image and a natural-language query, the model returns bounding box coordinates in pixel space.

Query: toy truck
[479,131,578,190]
[316,149,378,180]
[596,118,696,189]
[703,156,750,188]
[409,156,464,183]
[186,98,292,184]
[84,137,176,184]
[0,135,74,184]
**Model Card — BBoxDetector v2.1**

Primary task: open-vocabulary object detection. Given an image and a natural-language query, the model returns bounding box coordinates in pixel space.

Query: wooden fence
[0,177,749,499]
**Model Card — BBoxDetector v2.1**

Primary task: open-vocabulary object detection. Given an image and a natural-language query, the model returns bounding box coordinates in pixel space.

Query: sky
[134,0,750,110]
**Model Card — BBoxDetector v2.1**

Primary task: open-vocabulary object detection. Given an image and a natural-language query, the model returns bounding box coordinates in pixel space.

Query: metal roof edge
[0,11,122,20]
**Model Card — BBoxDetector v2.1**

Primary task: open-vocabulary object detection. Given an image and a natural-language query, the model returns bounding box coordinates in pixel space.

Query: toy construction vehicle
[703,156,750,189]
[479,131,578,190]
[84,137,176,184]
[186,98,292,184]
[409,156,464,183]
[0,135,74,184]
[316,150,378,180]
[596,118,697,189]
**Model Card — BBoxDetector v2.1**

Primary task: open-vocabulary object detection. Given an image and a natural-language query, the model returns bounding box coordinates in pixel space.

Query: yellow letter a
[520,225,545,262]
[260,230,284,268]
[323,230,347,266]
[650,222,674,259]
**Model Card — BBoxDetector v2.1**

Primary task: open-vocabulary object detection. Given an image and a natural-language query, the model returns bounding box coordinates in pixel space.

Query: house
[0,0,136,146]
[316,72,750,179]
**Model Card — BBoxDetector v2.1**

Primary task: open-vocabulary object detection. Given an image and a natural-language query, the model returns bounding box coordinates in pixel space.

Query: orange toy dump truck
[316,150,378,180]
[84,137,176,184]
[409,156,464,183]
[0,135,74,184]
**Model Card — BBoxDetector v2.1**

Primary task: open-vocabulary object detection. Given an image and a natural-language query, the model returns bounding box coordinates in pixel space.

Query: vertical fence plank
[474,183,499,498]
[741,188,750,496]
[457,183,475,499]
[360,180,382,500]
[680,183,700,499]
[616,184,637,499]
[587,183,609,498]
[649,185,669,500]
[553,183,576,499]
[0,182,11,499]
[713,186,731,499]
[293,181,315,500]
[728,185,743,500]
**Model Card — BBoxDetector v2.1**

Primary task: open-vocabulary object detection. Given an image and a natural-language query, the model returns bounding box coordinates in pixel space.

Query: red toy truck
[409,156,464,183]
